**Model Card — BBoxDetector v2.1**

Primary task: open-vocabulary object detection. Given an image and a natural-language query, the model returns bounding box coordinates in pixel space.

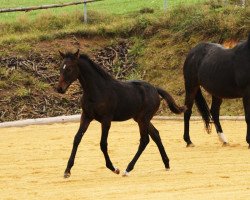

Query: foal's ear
[74,49,80,58]
[59,51,65,58]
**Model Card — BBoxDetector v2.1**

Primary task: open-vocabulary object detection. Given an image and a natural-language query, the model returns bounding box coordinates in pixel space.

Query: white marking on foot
[63,64,66,69]
[218,132,228,143]
[113,167,120,174]
[122,171,129,177]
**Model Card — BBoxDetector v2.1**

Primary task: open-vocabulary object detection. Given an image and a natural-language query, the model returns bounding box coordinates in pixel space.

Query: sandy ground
[0,120,250,200]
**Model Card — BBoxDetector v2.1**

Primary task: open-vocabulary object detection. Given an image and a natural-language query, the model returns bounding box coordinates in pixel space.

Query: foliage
[0,1,249,120]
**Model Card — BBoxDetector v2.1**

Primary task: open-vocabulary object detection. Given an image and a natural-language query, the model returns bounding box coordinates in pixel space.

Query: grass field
[0,0,205,22]
[0,1,249,121]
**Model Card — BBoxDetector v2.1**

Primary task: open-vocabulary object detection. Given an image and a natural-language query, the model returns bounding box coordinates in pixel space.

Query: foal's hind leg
[100,120,120,174]
[64,115,92,178]
[184,87,198,147]
[210,96,228,145]
[148,123,170,170]
[123,121,150,176]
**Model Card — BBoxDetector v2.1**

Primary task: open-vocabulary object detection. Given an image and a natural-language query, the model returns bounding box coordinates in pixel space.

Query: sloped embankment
[0,2,249,122]
[0,39,138,122]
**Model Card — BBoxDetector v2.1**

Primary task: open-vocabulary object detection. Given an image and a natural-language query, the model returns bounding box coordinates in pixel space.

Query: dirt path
[0,120,249,199]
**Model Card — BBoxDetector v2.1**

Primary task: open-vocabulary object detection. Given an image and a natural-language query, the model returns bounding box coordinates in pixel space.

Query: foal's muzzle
[57,86,66,94]
[57,76,69,94]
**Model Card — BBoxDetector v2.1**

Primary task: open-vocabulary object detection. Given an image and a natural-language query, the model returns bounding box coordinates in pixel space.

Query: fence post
[83,0,87,23]
[163,0,167,12]
[241,0,246,7]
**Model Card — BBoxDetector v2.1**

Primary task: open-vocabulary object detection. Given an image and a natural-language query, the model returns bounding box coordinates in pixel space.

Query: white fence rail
[0,0,101,13]
[0,0,102,23]
[0,115,246,128]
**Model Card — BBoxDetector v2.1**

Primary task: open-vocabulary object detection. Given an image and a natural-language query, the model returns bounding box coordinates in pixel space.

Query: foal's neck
[77,58,114,96]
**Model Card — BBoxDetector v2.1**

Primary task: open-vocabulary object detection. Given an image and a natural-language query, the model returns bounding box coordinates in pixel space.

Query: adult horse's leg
[243,96,250,149]
[210,96,228,145]
[184,87,198,147]
[100,120,120,174]
[64,115,92,178]
[123,121,150,176]
[148,123,170,170]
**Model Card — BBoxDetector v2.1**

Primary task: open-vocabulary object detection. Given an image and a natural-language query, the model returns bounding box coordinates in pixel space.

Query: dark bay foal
[183,33,250,148]
[57,50,186,178]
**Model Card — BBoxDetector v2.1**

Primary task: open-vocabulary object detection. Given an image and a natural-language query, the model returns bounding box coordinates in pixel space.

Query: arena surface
[1,120,249,199]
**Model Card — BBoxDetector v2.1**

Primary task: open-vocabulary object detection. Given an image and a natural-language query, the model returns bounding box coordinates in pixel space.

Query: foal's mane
[79,54,114,80]
[65,52,114,80]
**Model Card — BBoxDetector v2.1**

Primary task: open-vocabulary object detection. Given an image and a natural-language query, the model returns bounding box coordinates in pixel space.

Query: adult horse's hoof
[248,145,250,149]
[122,171,129,177]
[64,172,71,178]
[218,132,228,144]
[186,143,195,147]
[113,168,120,175]
[222,142,229,147]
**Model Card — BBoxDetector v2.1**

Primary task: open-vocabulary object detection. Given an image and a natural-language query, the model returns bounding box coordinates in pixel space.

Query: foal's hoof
[248,145,250,149]
[222,142,229,147]
[113,168,120,175]
[64,172,71,178]
[186,143,195,147]
[122,171,129,177]
[166,167,170,171]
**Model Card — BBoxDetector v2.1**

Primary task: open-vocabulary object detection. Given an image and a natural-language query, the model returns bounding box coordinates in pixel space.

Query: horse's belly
[112,115,132,121]
[113,108,135,121]
[198,64,244,98]
[200,81,243,98]
[112,103,140,121]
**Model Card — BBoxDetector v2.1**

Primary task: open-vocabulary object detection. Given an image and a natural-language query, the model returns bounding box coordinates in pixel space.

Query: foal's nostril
[57,87,64,94]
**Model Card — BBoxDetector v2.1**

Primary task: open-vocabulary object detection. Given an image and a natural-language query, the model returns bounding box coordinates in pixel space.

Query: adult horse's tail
[157,88,186,114]
[195,88,213,133]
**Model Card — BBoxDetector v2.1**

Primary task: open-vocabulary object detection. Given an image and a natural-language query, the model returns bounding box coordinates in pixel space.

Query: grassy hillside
[1,0,204,22]
[0,1,249,121]
[137,2,249,115]
[0,0,205,46]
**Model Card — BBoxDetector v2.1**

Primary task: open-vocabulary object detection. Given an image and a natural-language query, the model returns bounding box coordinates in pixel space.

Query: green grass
[0,67,49,90]
[0,1,249,118]
[15,87,31,97]
[13,43,32,53]
[0,0,205,22]
[1,0,234,47]
[135,3,249,115]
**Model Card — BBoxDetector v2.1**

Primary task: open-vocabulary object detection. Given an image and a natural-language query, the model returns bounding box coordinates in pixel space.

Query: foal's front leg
[64,115,92,178]
[100,120,120,174]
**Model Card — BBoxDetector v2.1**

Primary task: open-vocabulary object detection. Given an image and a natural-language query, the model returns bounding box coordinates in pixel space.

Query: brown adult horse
[57,50,186,178]
[183,33,250,148]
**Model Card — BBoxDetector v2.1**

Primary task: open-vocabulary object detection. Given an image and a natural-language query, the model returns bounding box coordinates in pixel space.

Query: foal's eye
[66,67,72,72]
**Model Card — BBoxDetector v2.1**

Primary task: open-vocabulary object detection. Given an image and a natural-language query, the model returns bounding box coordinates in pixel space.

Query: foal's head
[57,49,80,94]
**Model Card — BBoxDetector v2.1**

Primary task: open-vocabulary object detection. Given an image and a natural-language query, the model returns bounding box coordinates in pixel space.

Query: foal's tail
[195,88,213,133]
[157,87,186,114]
